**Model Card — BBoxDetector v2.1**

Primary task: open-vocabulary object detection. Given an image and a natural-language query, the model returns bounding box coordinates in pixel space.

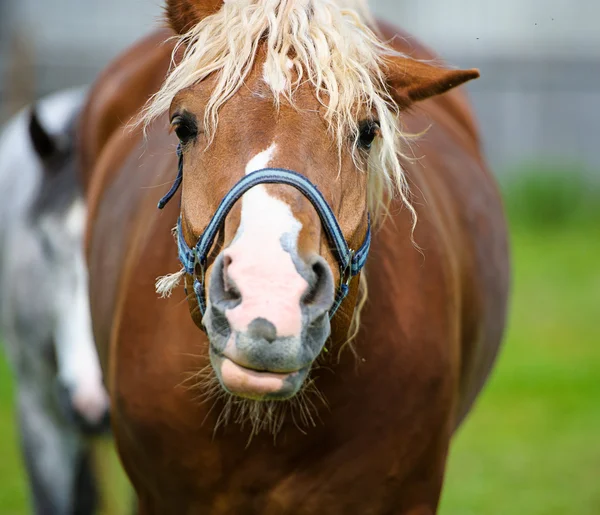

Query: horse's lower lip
[218,357,302,399]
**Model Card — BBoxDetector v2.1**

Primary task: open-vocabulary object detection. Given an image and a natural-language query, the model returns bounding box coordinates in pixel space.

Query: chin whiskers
[181,362,328,444]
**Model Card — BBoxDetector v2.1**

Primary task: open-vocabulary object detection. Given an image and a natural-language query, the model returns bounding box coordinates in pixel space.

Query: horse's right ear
[165,0,223,35]
[383,55,480,110]
[28,107,57,160]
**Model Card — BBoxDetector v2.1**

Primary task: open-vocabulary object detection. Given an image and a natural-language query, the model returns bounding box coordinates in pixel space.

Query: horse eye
[172,115,198,144]
[357,120,380,150]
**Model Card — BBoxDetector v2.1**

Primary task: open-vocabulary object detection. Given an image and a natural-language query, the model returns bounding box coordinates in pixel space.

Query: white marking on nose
[222,143,308,337]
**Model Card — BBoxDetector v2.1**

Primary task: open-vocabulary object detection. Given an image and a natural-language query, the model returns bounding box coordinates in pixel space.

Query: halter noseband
[158,145,371,322]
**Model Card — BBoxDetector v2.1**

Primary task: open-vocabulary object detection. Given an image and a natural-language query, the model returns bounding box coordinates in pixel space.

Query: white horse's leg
[2,325,98,515]
[16,369,98,515]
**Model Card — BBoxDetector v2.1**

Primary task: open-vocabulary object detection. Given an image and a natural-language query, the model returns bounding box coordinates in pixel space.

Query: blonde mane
[140,0,416,222]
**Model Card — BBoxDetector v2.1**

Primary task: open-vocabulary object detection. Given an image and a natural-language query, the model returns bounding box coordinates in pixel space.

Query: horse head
[145,0,479,402]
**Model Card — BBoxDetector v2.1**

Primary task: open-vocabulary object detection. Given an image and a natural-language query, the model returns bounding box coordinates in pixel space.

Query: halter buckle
[193,252,207,285]
[340,249,355,288]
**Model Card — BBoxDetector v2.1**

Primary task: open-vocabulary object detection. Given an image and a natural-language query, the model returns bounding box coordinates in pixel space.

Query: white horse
[0,88,110,514]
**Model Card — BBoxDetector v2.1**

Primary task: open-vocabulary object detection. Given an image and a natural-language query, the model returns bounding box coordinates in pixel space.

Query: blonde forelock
[139,0,417,223]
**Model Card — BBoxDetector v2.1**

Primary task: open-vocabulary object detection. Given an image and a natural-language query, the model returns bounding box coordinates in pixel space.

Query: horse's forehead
[180,82,324,140]
[182,49,320,112]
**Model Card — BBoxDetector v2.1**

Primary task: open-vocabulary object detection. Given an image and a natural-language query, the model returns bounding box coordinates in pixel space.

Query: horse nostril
[247,317,277,343]
[222,255,241,302]
[210,254,242,311]
[302,256,335,311]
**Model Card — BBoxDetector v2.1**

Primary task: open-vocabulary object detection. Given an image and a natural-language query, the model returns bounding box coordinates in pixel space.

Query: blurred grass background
[440,166,600,515]
[1,167,599,513]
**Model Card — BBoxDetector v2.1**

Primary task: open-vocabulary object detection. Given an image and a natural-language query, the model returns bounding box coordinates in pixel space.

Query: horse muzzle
[157,150,372,399]
[204,252,334,399]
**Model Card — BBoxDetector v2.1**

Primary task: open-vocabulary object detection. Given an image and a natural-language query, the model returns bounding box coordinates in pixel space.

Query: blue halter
[158,145,371,320]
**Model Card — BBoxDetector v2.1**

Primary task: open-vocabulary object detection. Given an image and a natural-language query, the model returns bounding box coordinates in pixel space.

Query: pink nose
[208,251,334,338]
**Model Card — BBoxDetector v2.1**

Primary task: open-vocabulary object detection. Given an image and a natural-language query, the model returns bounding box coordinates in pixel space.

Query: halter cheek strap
[157,145,183,209]
[158,145,371,320]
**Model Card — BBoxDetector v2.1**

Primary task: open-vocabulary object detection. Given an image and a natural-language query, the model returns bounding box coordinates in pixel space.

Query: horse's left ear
[165,0,223,35]
[384,55,480,109]
[28,106,57,161]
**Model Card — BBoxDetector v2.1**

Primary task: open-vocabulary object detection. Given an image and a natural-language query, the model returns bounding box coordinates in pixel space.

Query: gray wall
[372,0,599,58]
[370,0,600,175]
[1,0,597,174]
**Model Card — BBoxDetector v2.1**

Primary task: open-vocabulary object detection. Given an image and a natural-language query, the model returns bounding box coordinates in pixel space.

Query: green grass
[0,358,27,513]
[1,171,599,513]
[439,171,600,515]
[500,163,600,230]
[0,356,129,514]
[439,222,600,515]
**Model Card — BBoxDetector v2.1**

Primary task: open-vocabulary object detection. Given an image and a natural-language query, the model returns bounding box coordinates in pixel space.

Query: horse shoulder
[80,28,176,377]
[82,27,176,316]
[376,21,510,426]
[79,29,175,194]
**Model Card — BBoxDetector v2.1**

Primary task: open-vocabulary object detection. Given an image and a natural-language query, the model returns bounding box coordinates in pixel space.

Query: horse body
[83,3,509,513]
[0,89,111,514]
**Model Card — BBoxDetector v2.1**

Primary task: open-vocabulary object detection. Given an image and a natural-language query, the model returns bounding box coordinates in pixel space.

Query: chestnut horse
[82,0,509,513]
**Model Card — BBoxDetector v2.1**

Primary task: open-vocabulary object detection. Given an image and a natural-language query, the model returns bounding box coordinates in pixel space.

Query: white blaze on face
[223,143,308,337]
